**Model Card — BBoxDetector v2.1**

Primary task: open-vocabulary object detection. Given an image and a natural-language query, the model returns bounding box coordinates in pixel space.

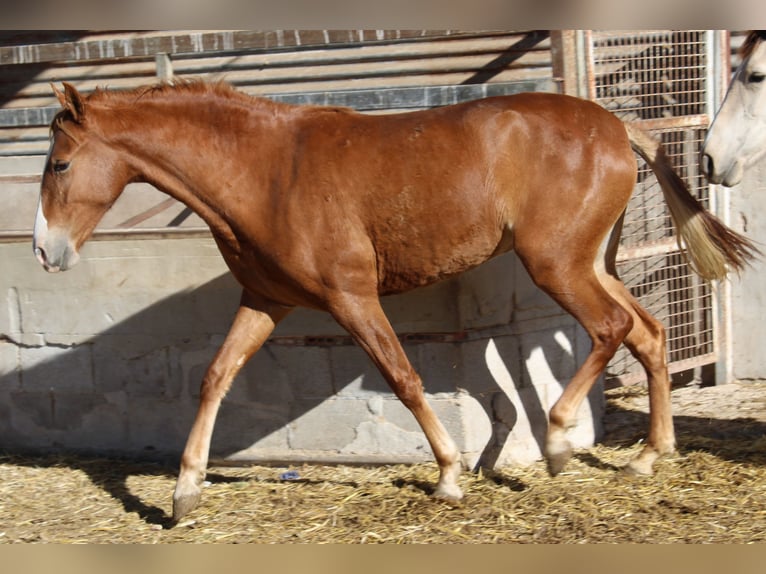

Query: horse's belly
[375,229,503,295]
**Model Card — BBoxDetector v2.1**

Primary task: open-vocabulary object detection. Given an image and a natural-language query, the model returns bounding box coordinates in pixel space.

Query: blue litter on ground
[279,470,300,481]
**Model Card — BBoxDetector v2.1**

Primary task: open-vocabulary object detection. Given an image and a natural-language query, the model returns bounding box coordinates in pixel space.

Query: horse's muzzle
[33,240,80,273]
[33,223,80,272]
[33,197,80,272]
[700,152,744,188]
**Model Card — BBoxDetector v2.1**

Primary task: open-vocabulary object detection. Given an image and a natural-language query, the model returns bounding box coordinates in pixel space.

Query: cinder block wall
[1,223,603,469]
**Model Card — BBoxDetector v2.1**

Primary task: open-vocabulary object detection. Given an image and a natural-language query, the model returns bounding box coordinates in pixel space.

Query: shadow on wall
[0,32,88,107]
[0,251,596,472]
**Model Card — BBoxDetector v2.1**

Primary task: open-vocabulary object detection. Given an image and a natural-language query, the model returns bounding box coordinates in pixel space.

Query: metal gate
[584,30,726,385]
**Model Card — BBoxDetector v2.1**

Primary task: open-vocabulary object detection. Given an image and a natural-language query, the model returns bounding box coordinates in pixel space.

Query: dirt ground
[609,379,766,424]
[1,380,765,543]
[604,380,766,446]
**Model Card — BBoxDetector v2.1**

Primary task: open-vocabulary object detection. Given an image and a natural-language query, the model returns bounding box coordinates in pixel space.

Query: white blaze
[33,194,49,263]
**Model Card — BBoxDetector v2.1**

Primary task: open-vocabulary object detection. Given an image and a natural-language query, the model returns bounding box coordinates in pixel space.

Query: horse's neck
[114,98,277,246]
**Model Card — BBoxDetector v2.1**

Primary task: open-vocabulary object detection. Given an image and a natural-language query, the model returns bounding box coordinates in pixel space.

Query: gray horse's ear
[52,82,86,123]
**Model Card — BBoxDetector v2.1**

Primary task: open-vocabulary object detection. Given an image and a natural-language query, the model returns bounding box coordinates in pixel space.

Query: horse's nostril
[701,153,713,177]
[34,246,47,265]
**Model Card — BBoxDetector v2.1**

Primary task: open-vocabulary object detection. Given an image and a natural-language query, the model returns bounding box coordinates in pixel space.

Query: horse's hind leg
[328,292,463,501]
[172,291,291,522]
[518,257,634,476]
[599,274,676,474]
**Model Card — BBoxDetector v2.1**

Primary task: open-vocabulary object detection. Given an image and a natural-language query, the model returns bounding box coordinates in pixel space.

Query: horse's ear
[53,82,86,123]
[51,83,66,107]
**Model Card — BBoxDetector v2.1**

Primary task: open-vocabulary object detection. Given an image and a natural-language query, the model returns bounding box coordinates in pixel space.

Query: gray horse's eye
[747,72,765,84]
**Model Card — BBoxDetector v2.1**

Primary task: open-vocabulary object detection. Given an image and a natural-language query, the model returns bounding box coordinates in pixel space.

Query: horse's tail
[624,123,759,281]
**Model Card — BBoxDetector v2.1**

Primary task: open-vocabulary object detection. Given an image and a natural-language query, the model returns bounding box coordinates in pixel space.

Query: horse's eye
[52,160,71,173]
[747,72,765,84]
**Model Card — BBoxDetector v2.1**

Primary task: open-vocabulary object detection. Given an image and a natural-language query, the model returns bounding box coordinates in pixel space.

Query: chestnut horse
[702,30,766,186]
[34,81,755,522]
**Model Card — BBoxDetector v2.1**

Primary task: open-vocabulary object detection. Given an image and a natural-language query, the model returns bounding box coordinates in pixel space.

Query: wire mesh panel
[588,30,716,384]
[608,252,715,382]
[590,30,708,122]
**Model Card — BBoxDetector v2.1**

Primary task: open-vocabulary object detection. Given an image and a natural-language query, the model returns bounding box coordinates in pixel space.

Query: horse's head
[702,31,766,187]
[34,83,134,272]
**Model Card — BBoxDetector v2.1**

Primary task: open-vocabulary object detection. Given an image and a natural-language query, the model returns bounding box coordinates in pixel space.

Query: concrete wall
[0,230,601,469]
[729,159,766,383]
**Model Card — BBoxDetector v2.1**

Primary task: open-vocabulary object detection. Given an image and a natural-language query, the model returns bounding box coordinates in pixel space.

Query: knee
[645,315,667,352]
[633,316,668,370]
[594,306,633,354]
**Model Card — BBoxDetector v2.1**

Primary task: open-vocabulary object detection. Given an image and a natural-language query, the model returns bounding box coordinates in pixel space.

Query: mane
[50,79,351,138]
[56,78,351,124]
[87,78,264,108]
[740,30,766,60]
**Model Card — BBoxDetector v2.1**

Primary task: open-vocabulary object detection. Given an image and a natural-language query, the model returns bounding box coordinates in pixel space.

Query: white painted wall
[728,160,766,383]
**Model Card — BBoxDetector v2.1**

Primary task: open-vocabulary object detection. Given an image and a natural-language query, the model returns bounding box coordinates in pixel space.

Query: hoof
[545,443,573,477]
[546,454,569,477]
[622,459,654,477]
[622,443,671,477]
[432,460,463,502]
[432,484,464,503]
[172,489,202,523]
[545,427,573,477]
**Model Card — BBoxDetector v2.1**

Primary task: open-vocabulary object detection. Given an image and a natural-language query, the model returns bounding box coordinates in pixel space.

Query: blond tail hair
[625,123,759,281]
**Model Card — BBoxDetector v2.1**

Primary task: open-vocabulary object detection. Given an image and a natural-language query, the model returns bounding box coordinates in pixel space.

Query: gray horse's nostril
[701,153,713,177]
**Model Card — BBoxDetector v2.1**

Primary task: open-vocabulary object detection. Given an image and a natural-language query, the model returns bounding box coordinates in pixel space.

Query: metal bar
[115,197,178,229]
[272,79,557,111]
[267,331,470,348]
[91,227,212,241]
[625,115,710,131]
[573,30,590,99]
[0,227,212,243]
[550,30,578,96]
[583,29,595,100]
[0,30,467,66]
[0,79,558,129]
[615,238,680,262]
[0,106,58,128]
[155,52,173,81]
[0,174,40,184]
[605,352,717,387]
[709,32,733,385]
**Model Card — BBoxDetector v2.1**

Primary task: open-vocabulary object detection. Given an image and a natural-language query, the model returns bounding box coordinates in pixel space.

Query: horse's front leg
[172,291,291,523]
